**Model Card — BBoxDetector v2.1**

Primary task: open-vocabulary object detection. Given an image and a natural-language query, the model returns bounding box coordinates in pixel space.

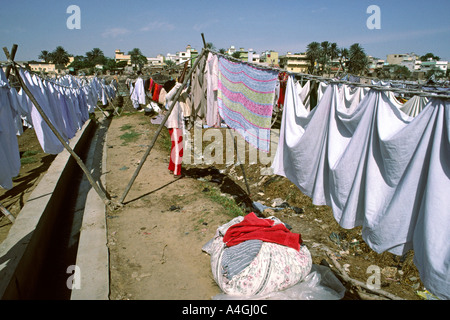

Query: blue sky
[1,0,449,62]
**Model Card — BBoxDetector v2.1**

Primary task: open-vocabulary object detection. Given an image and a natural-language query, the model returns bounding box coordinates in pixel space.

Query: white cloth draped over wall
[272,76,450,300]
[0,68,117,190]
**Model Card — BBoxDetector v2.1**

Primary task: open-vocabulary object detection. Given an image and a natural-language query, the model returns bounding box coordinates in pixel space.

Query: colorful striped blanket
[217,57,278,153]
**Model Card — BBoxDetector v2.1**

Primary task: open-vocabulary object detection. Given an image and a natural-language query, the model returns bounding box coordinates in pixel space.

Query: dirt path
[105,112,232,300]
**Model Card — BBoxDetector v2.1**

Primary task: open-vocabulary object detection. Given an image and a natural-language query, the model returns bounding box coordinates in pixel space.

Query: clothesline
[206,49,450,100]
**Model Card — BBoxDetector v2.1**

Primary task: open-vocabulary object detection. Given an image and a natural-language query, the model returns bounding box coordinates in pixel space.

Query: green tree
[205,42,216,51]
[67,55,87,71]
[318,41,330,74]
[420,52,440,61]
[337,47,349,74]
[218,48,227,54]
[347,43,368,75]
[38,50,52,63]
[329,43,339,61]
[306,41,321,74]
[232,51,241,59]
[51,46,70,66]
[392,65,411,80]
[86,48,107,66]
[165,60,176,68]
[128,48,147,70]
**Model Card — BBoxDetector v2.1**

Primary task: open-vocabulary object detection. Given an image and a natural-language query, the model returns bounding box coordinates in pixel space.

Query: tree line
[305,41,368,76]
[34,46,148,74]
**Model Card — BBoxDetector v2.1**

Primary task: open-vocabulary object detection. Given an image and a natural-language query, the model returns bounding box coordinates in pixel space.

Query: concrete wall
[0,119,96,299]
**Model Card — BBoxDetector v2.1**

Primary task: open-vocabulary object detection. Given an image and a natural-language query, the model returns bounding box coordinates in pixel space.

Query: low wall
[0,119,96,299]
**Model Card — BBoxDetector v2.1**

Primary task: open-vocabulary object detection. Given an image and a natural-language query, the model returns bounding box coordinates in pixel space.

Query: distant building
[421,59,448,74]
[147,54,164,66]
[227,46,237,56]
[386,53,419,65]
[179,45,198,67]
[165,45,198,67]
[115,49,131,65]
[165,53,177,63]
[260,50,279,67]
[279,52,309,73]
[367,56,385,73]
[28,62,57,74]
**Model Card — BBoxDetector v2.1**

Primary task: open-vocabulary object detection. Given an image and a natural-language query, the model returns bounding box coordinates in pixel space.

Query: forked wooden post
[4,44,17,79]
[119,48,208,204]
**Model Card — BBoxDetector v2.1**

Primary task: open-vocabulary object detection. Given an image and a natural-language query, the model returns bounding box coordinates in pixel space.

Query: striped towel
[217,57,278,153]
[221,240,263,280]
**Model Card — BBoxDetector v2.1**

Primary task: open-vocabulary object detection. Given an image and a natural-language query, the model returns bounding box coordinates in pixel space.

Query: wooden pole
[0,203,15,224]
[201,33,207,49]
[227,127,251,196]
[4,44,17,79]
[3,46,115,210]
[119,48,208,204]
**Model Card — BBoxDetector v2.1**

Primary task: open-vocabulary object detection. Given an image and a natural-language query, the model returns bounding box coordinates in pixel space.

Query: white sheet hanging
[20,69,65,154]
[272,76,450,299]
[317,81,328,104]
[400,95,429,117]
[0,69,21,189]
[296,80,311,111]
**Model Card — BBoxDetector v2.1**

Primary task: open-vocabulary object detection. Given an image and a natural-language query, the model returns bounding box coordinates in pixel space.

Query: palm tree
[205,42,216,51]
[319,41,330,74]
[329,43,339,62]
[38,50,52,63]
[128,48,147,71]
[51,46,70,66]
[306,42,321,74]
[86,48,105,64]
[337,47,349,75]
[348,43,368,75]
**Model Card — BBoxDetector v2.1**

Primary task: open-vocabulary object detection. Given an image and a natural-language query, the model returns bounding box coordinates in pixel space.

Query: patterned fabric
[204,216,312,297]
[208,236,312,296]
[217,57,278,153]
[221,240,262,280]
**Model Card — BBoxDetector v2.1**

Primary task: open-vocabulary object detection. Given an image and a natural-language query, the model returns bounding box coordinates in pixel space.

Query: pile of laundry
[203,212,345,300]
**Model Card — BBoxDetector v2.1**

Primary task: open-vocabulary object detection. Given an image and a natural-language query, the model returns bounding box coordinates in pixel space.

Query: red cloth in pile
[223,212,302,251]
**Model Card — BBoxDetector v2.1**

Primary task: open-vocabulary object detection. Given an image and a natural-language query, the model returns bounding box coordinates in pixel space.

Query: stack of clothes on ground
[203,212,312,298]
